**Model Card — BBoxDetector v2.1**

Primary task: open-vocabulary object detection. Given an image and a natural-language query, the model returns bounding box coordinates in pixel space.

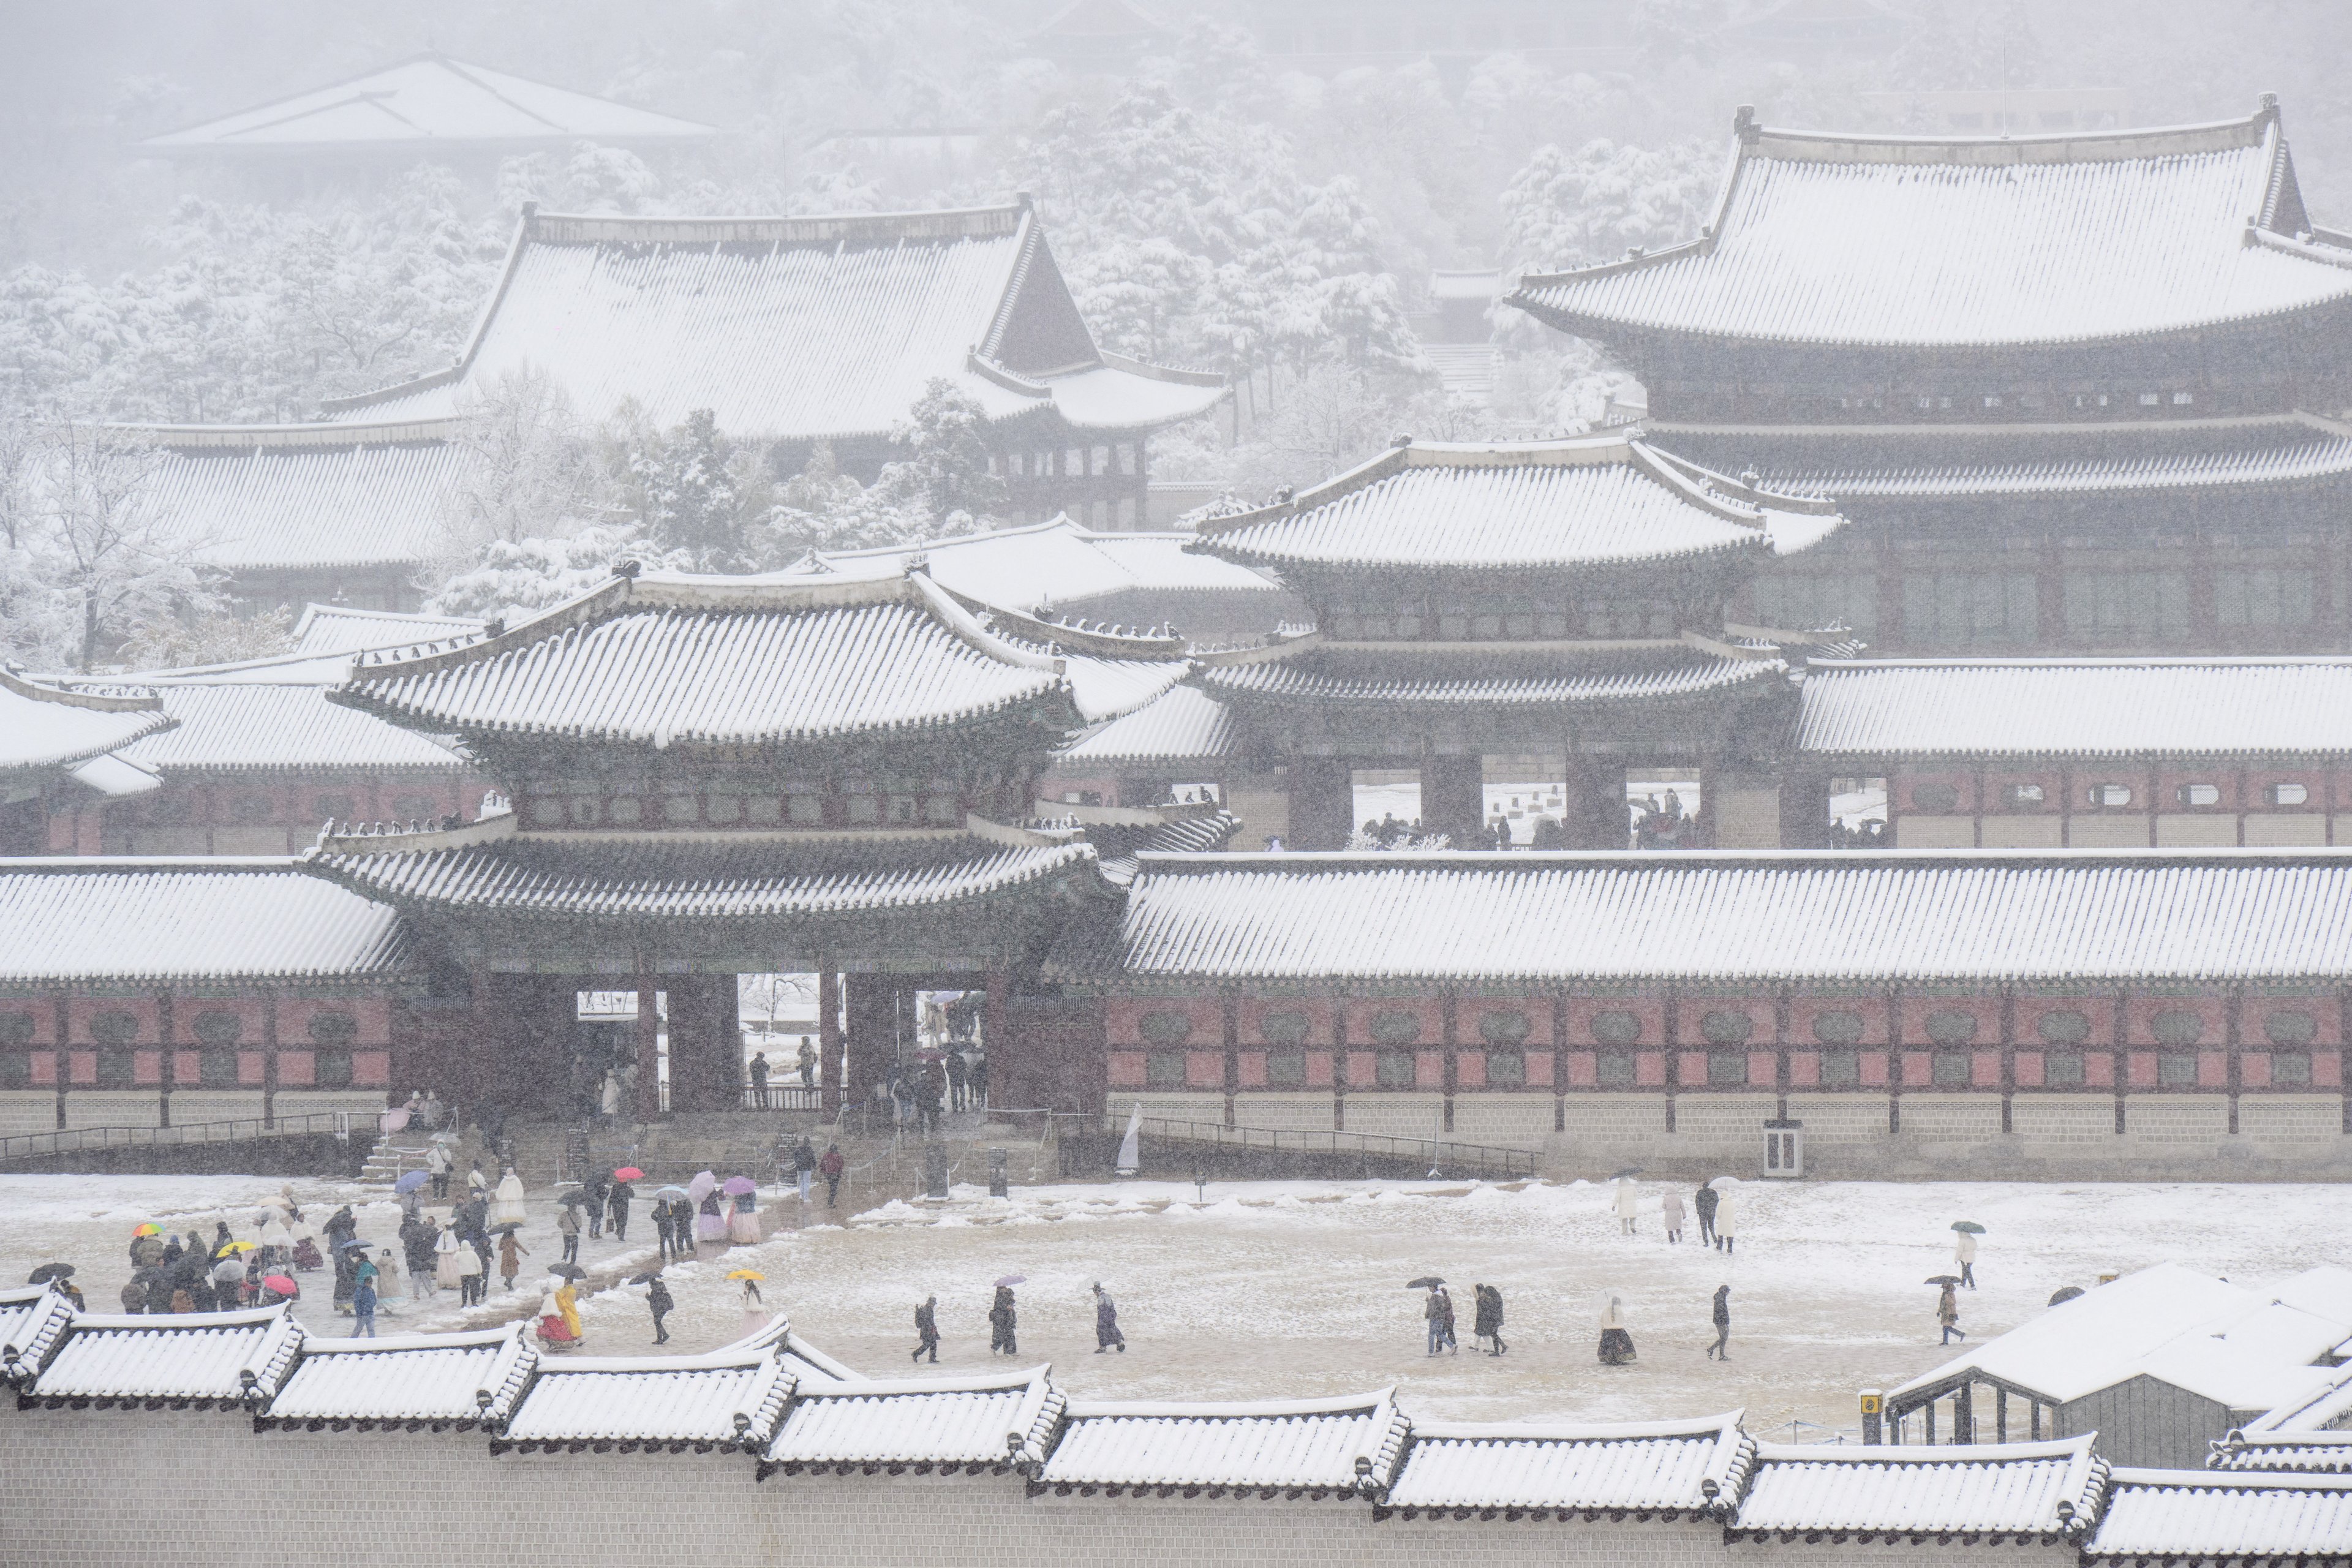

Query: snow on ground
[2,1175,2331,1441]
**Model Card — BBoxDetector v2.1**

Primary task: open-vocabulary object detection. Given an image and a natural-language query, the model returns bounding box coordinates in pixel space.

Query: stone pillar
[1286,757,1354,850]
[819,970,843,1120]
[1420,755,1485,846]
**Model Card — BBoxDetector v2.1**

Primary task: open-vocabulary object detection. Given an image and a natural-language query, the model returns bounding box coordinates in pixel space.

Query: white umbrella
[1708,1175,1741,1190]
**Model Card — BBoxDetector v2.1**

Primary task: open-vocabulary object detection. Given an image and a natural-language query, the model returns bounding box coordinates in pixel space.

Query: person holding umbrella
[731,1270,766,1336]
[1093,1283,1125,1354]
[1953,1222,1985,1289]
[641,1272,674,1345]
[1415,1279,1446,1355]
[608,1170,638,1242]
[537,1272,578,1348]
[1932,1276,1966,1343]
[725,1176,763,1243]
[913,1295,940,1363]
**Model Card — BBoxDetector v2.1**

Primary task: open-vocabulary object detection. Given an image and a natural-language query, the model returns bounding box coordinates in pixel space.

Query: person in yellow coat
[556,1277,583,1343]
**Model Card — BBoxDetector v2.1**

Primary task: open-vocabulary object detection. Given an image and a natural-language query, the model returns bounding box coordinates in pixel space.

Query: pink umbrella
[687,1170,717,1203]
[722,1176,756,1196]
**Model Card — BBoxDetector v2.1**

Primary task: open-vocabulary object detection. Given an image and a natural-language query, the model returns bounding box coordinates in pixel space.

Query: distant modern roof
[789,515,1286,627]
[2088,1468,2352,1558]
[122,420,464,574]
[323,206,1225,440]
[263,1327,535,1427]
[1386,1412,1754,1515]
[110,685,466,774]
[763,1368,1064,1471]
[0,862,411,985]
[307,827,1107,924]
[499,1341,794,1450]
[1732,1438,2107,1539]
[293,604,484,659]
[24,1308,303,1408]
[140,53,717,155]
[1055,684,1240,768]
[1188,436,1840,575]
[1116,852,2352,986]
[1511,100,2352,349]
[1890,1264,2352,1412]
[1650,415,2352,502]
[331,571,1080,749]
[1200,642,1789,712]
[0,669,170,775]
[1797,658,2352,758]
[1038,1390,1409,1496]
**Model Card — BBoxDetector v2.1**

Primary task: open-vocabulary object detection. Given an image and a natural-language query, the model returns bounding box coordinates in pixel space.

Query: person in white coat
[1613,1178,1638,1236]
[1714,1189,1738,1254]
[433,1223,466,1291]
[1661,1188,1686,1244]
[490,1167,527,1229]
[1955,1228,1978,1289]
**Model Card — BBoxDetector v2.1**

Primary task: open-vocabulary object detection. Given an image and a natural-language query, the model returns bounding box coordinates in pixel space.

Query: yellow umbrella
[726,1269,766,1282]
[227,1240,258,1254]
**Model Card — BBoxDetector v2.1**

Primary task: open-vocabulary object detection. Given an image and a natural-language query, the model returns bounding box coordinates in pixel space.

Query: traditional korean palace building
[1510,97,2352,656]
[8,1294,2352,1567]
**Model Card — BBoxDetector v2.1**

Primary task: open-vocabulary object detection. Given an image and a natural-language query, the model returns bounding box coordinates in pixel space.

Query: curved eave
[1200,656,1788,710]
[1197,534,1771,575]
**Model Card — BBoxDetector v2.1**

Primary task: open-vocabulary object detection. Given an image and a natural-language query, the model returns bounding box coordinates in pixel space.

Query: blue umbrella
[393,1170,430,1194]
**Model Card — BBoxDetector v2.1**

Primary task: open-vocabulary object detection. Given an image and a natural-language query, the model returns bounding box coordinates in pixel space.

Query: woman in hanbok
[489,1166,528,1229]
[433,1222,466,1292]
[697,1189,728,1244]
[738,1276,766,1336]
[555,1277,583,1343]
[727,1185,761,1245]
[537,1280,577,1346]
[1597,1290,1636,1365]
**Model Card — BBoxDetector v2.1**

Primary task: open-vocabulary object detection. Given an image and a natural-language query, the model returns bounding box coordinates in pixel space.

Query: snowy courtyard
[5,1173,2334,1441]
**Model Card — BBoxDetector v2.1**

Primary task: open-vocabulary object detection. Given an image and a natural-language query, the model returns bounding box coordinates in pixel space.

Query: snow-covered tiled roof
[24,1307,303,1408]
[0,861,411,984]
[2210,1433,2352,1472]
[293,604,485,658]
[0,1286,78,1390]
[323,207,1223,440]
[140,53,717,153]
[776,1330,860,1386]
[333,571,1079,748]
[1730,1437,2107,1539]
[307,832,1104,921]
[1385,1412,1755,1516]
[498,1344,794,1450]
[1055,685,1239,768]
[1117,853,2352,986]
[121,420,465,573]
[1040,648,1188,725]
[1652,415,2352,502]
[1512,103,2352,349]
[109,685,466,774]
[1891,1264,2352,1412]
[764,1367,1063,1472]
[1798,658,2352,758]
[262,1327,536,1428]
[790,516,1286,625]
[1189,436,1838,574]
[2089,1468,2352,1558]
[1090,810,1243,886]
[2239,1362,2352,1438]
[1200,641,1787,712]
[1038,1390,1409,1497]
[0,669,171,774]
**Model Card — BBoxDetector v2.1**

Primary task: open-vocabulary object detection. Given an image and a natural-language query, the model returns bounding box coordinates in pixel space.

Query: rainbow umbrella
[130,1223,163,1237]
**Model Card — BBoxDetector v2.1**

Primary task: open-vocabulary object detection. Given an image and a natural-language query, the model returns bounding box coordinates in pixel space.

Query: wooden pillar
[635,978,661,1121]
[1286,757,1354,851]
[843,976,895,1112]
[1996,1386,2008,1444]
[1223,989,1239,1129]
[1562,753,1623,850]
[1332,988,1349,1133]
[260,985,278,1127]
[156,988,174,1129]
[1441,990,1458,1134]
[820,969,843,1120]
[982,970,1008,1115]
[1420,755,1485,847]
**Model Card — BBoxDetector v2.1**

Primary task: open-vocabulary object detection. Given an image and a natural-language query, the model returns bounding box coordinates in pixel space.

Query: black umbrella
[1924,1274,1961,1286]
[556,1189,594,1207]
[337,1237,375,1251]
[2048,1286,2086,1307]
[546,1263,587,1281]
[487,1220,524,1235]
[628,1270,663,1285]
[26,1262,73,1284]
[1406,1276,1446,1290]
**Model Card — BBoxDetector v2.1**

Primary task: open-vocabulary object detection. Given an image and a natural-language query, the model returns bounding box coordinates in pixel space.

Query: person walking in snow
[1614,1178,1639,1236]
[491,1166,527,1229]
[1093,1283,1126,1354]
[1955,1228,1978,1289]
[497,1230,530,1292]
[1707,1284,1732,1360]
[607,1178,633,1242]
[1437,1283,1459,1354]
[1693,1183,1719,1246]
[351,1265,377,1338]
[914,1295,940,1363]
[1714,1189,1738,1254]
[426,1139,451,1200]
[820,1143,845,1208]
[557,1202,581,1266]
[1662,1188,1686,1244]
[1598,1291,1636,1365]
[647,1275,674,1346]
[989,1285,1018,1356]
[1938,1281,1966,1344]
[1474,1284,1507,1357]
[793,1137,818,1205]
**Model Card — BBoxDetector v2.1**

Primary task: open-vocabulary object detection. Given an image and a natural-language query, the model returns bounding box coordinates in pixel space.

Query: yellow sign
[1858,1391,1883,1415]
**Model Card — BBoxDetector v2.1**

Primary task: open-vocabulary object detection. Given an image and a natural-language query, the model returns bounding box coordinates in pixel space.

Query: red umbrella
[262,1274,298,1297]
[612,1166,644,1182]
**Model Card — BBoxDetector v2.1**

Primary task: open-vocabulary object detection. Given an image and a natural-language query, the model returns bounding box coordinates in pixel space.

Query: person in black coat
[1092,1283,1125,1354]
[989,1286,1017,1355]
[650,1197,675,1264]
[607,1180,633,1242]
[913,1295,940,1363]
[1708,1284,1732,1360]
[1693,1184,1720,1247]
[1474,1284,1507,1357]
[647,1276,674,1345]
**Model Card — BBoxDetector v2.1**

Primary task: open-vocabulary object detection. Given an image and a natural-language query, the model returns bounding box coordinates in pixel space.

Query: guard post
[1860,1389,1883,1446]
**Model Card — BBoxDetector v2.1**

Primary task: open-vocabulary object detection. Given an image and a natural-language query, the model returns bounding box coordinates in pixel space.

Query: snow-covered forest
[1,0,2346,666]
